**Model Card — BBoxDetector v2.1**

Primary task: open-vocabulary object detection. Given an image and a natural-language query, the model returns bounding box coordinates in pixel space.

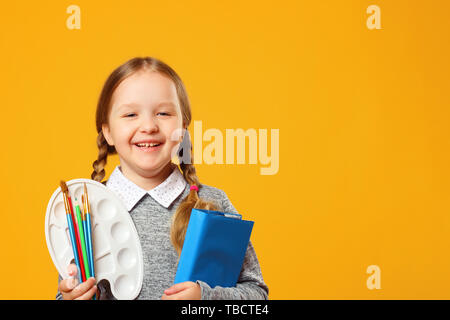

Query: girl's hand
[161,281,201,300]
[58,263,97,300]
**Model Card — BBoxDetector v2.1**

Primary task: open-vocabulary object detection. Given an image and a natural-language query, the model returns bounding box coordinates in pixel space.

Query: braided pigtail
[91,131,111,182]
[170,152,218,256]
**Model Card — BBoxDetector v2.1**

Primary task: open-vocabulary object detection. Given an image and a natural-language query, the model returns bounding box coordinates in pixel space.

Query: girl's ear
[102,124,114,146]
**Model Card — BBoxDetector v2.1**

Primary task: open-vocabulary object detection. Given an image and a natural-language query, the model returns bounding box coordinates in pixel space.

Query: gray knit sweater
[55,183,269,300]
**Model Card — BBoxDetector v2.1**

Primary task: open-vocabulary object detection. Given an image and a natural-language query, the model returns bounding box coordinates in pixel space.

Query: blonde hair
[91,57,217,255]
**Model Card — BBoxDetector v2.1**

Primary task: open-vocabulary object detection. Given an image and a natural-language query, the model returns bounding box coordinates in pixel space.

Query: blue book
[174,208,254,288]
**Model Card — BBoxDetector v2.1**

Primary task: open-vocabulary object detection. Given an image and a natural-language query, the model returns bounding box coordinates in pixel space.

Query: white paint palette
[45,178,143,300]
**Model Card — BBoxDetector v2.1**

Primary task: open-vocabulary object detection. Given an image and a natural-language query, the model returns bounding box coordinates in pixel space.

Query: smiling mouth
[134,142,163,151]
[135,143,161,148]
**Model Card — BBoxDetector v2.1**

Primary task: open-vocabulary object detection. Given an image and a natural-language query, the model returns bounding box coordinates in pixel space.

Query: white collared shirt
[106,165,187,211]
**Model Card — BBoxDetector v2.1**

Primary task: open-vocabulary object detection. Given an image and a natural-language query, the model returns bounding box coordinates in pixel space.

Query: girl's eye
[157,112,170,116]
[124,113,137,117]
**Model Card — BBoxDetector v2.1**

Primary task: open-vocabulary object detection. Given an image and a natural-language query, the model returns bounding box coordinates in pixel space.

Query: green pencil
[75,198,91,279]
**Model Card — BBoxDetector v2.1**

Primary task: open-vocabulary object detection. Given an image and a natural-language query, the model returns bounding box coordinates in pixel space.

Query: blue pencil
[82,217,91,274]
[82,192,95,277]
[86,214,94,277]
[66,213,82,283]
[61,186,82,283]
[83,183,96,300]
[80,201,91,275]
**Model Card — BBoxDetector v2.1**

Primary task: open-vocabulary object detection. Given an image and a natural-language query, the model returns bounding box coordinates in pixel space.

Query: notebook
[174,208,254,288]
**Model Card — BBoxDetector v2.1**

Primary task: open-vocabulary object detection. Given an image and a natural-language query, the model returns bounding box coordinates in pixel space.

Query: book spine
[174,210,207,283]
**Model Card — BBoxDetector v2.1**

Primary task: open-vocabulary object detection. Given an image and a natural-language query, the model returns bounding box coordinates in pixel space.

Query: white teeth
[136,143,160,147]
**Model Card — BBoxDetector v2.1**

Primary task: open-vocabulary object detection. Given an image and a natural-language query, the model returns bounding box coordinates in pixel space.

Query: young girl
[56,57,269,300]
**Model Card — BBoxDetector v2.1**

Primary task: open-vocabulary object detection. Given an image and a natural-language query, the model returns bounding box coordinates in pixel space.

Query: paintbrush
[60,180,84,282]
[83,184,96,300]
[82,191,95,278]
[74,197,91,279]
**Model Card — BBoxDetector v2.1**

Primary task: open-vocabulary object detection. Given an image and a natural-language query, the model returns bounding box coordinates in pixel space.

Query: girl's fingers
[162,290,188,300]
[59,278,79,294]
[59,263,80,296]
[74,283,98,300]
[164,282,189,295]
[70,277,97,300]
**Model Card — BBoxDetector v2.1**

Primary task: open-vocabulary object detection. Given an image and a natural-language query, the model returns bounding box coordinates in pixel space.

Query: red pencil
[68,196,87,282]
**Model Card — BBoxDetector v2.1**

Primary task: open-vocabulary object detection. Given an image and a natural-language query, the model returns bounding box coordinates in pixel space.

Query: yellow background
[1,0,449,299]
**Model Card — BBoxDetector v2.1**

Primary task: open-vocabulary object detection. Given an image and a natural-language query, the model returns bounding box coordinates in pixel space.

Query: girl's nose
[139,116,158,133]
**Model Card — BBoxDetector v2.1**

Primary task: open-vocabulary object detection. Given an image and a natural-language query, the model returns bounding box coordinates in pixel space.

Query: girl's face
[102,70,184,178]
